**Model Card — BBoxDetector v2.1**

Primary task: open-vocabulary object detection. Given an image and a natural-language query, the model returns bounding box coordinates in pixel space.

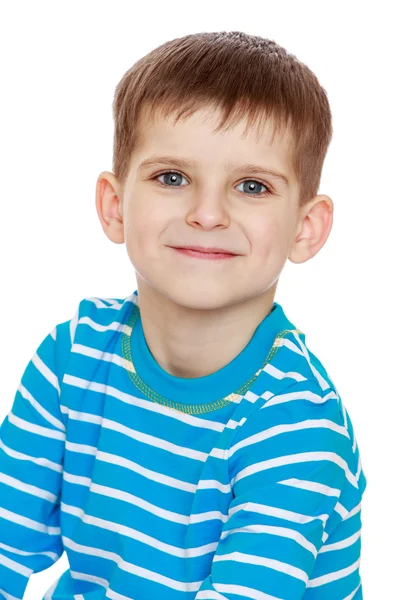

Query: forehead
[127,104,296,191]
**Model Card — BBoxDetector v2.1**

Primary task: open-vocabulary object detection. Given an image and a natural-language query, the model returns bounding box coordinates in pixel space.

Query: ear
[95,171,125,244]
[288,194,334,264]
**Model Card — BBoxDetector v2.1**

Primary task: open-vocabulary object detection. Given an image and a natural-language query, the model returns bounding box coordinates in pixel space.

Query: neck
[135,279,278,378]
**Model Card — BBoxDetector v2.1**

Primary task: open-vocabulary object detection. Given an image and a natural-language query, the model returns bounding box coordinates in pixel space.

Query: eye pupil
[244,180,263,194]
[163,172,181,186]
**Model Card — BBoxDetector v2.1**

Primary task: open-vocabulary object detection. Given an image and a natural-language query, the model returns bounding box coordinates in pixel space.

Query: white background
[0,1,398,597]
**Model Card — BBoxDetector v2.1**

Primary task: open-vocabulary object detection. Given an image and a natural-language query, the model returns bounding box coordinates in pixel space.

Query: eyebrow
[138,155,289,186]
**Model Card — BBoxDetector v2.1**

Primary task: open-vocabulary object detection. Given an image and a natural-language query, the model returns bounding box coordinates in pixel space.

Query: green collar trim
[121,302,303,415]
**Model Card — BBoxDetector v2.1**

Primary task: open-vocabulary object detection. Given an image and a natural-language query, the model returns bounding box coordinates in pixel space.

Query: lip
[170,245,237,255]
[170,247,237,260]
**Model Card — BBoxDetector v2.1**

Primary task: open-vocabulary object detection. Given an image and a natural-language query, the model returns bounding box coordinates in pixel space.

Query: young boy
[0,31,366,599]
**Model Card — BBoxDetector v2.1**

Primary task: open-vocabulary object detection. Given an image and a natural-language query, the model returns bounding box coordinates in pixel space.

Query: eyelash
[152,170,273,197]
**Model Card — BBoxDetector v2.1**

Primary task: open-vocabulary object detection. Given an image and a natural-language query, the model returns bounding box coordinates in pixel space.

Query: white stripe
[344,502,361,520]
[71,571,149,600]
[263,362,307,382]
[229,419,350,458]
[276,482,349,522]
[62,378,347,469]
[103,418,208,461]
[18,383,65,431]
[71,343,134,373]
[32,352,60,395]
[86,297,115,308]
[334,501,350,519]
[279,338,304,355]
[254,389,275,403]
[214,550,308,582]
[356,455,362,480]
[229,500,328,525]
[7,412,65,441]
[73,569,109,587]
[43,577,59,599]
[65,410,207,461]
[277,477,341,497]
[85,297,125,309]
[63,537,200,592]
[69,306,79,345]
[343,582,362,600]
[220,523,318,557]
[0,550,32,577]
[95,297,124,308]
[0,437,62,472]
[61,502,218,558]
[0,587,23,600]
[0,472,57,503]
[319,529,361,552]
[93,446,227,493]
[214,583,280,600]
[342,402,349,430]
[196,479,231,493]
[63,471,229,526]
[65,409,103,425]
[262,387,337,410]
[71,571,144,600]
[307,557,361,587]
[0,506,60,535]
[292,331,330,391]
[65,441,98,455]
[62,374,225,432]
[78,316,130,334]
[232,451,359,488]
[63,471,92,487]
[0,539,58,562]
[65,441,97,454]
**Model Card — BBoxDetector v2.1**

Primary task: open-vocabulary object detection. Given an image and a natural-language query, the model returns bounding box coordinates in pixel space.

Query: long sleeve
[0,320,72,599]
[194,378,366,600]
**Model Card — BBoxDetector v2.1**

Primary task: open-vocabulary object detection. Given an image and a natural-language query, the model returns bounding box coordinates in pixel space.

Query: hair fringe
[111,31,333,207]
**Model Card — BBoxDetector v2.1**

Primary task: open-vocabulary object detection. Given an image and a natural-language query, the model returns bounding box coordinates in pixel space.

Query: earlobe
[95,171,125,245]
[288,194,334,264]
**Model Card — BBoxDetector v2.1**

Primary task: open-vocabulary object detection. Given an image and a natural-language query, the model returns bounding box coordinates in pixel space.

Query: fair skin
[95,105,333,378]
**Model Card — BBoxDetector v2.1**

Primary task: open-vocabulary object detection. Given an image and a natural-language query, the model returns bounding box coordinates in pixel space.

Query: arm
[0,320,72,599]
[194,379,366,599]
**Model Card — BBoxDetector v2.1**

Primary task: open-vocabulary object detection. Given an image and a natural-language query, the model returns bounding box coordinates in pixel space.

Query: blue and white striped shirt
[0,290,367,599]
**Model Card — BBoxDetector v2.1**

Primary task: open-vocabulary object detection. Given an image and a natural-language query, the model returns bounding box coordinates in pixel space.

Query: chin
[162,285,249,312]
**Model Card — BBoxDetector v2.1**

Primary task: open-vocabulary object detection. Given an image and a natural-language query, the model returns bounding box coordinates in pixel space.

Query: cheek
[251,217,288,255]
[124,202,167,258]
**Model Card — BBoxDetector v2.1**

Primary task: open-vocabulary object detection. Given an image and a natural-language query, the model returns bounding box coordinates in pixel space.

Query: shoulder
[65,292,138,346]
[260,326,345,419]
[263,325,337,394]
[233,327,359,475]
[48,292,137,377]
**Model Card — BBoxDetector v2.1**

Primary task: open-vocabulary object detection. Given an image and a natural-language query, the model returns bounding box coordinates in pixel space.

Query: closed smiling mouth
[169,245,238,255]
[167,246,239,260]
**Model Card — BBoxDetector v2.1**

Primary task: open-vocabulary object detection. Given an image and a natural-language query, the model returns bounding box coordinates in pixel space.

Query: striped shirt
[0,290,367,599]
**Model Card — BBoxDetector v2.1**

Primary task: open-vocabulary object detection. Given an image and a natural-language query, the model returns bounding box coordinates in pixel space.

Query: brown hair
[112,31,333,207]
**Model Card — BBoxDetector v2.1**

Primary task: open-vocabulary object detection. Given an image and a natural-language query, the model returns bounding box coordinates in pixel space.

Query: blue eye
[236,180,269,196]
[153,170,273,197]
[156,171,188,187]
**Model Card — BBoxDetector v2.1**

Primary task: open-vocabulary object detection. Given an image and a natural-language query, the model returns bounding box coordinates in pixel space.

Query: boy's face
[97,105,328,312]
